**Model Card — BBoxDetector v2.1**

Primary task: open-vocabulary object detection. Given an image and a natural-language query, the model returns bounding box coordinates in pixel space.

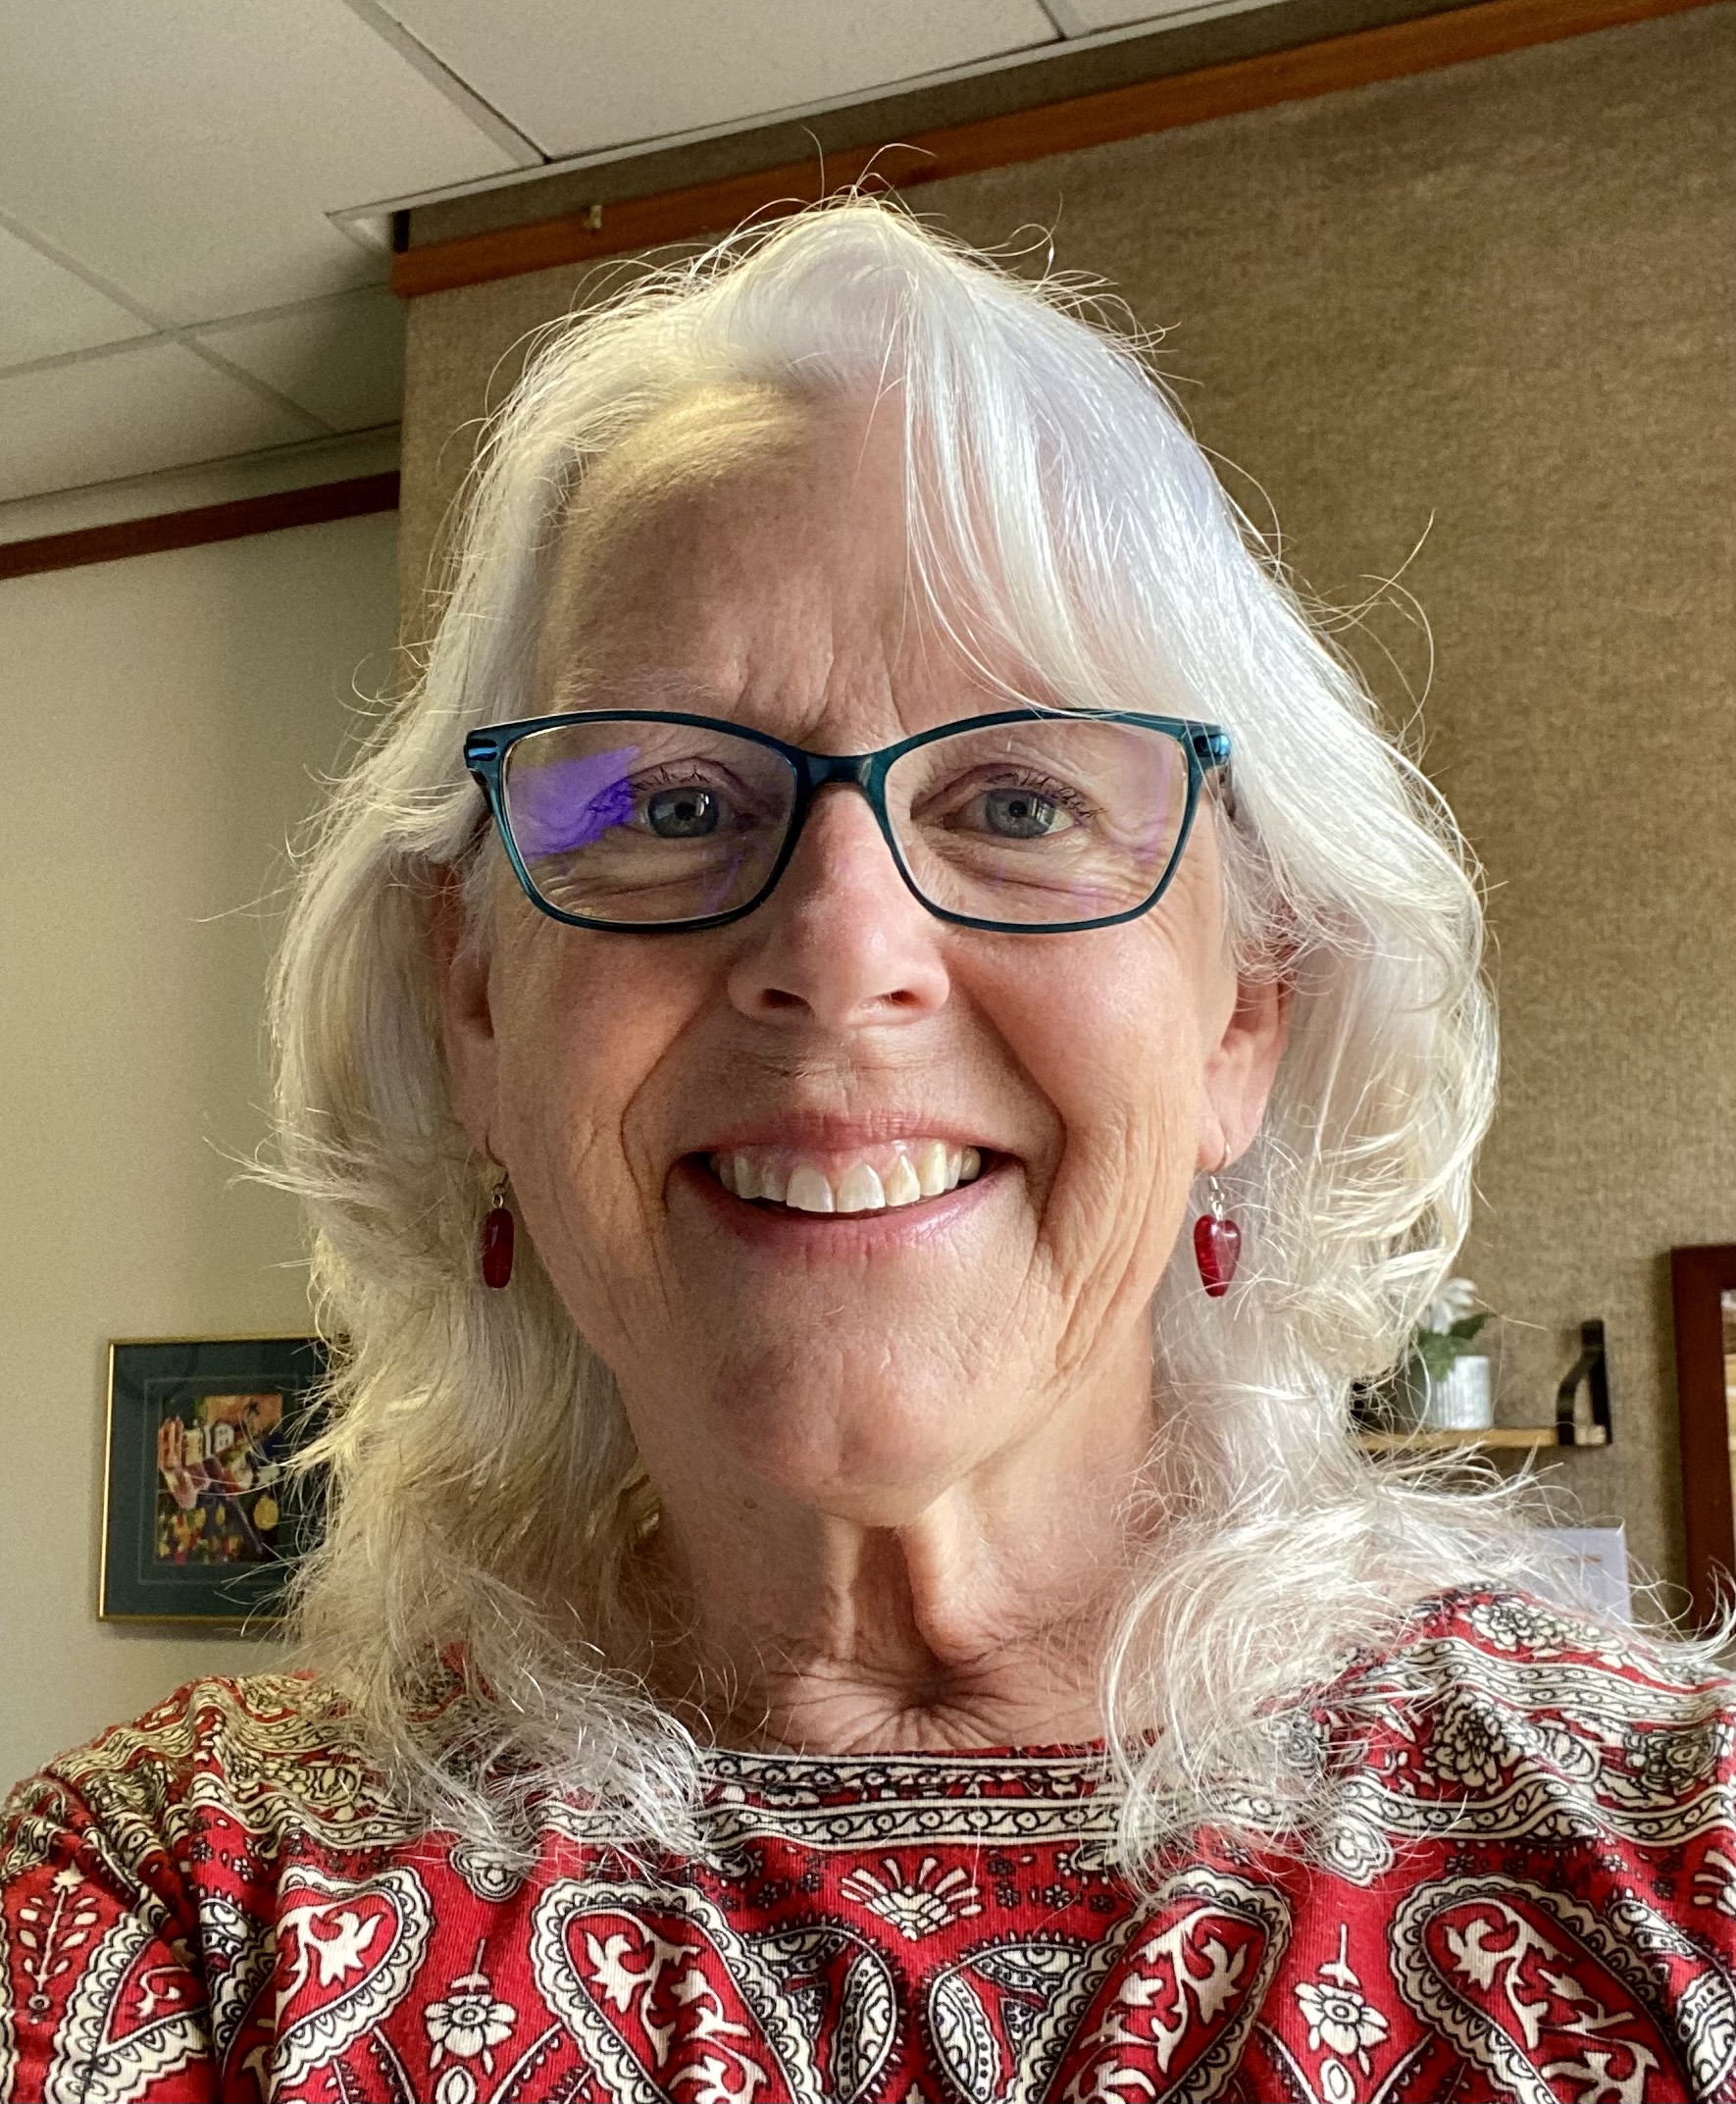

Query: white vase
[1421,1355,1494,1431]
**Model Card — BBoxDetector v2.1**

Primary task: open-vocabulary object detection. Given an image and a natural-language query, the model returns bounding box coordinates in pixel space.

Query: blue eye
[645,787,722,837]
[983,787,1068,838]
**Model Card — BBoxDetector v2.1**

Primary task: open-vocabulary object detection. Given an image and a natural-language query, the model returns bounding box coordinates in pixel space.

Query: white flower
[1295,1977,1390,2071]
[1627,1723,1717,1798]
[1467,1598,1582,1654]
[1423,1277,1479,1333]
[449,1840,524,1903]
[840,1856,984,1939]
[1430,1691,1514,1791]
[425,1955,516,2074]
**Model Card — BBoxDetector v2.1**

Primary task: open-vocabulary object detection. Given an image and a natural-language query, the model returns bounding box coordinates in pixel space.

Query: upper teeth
[711,1142,984,1212]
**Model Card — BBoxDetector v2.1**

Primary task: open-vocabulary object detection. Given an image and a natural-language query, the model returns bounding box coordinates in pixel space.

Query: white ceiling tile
[1055,0,1230,28]
[0,428,399,545]
[0,225,149,368]
[381,0,1060,160]
[197,288,406,434]
[0,342,318,503]
[0,0,519,328]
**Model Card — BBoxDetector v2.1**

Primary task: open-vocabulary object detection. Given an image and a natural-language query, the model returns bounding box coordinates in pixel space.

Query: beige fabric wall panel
[399,8,1736,1591]
[0,511,399,1788]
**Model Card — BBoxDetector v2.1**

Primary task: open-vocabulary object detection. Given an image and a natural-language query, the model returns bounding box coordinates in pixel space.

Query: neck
[629,1386,1152,1755]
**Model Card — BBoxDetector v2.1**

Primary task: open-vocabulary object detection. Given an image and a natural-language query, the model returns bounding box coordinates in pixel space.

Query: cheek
[487,927,692,1213]
[989,938,1208,1258]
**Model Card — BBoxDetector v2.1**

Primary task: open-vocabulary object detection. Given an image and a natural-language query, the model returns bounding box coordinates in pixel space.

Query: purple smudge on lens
[512,746,638,858]
[697,848,755,917]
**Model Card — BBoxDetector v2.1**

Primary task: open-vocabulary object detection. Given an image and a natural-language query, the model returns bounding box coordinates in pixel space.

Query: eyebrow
[542,667,744,715]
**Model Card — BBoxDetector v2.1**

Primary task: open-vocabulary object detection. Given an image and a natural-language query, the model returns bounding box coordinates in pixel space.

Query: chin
[724,1381,1013,1521]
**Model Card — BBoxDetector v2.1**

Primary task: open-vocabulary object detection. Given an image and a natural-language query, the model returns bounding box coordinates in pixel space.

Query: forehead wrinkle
[534,393,1030,748]
[545,597,1028,753]
[542,664,746,715]
[533,384,817,702]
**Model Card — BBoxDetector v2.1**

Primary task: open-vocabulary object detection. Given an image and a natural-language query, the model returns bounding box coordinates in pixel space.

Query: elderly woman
[5,202,1734,2103]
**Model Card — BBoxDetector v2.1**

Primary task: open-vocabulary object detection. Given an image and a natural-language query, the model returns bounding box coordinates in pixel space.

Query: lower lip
[674,1155,1003,1251]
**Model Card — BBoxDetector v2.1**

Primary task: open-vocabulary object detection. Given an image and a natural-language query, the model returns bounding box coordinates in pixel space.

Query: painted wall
[395,8,1736,1594]
[0,509,398,1790]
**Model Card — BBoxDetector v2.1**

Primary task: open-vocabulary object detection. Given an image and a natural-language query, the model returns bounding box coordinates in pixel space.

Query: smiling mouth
[705,1141,987,1214]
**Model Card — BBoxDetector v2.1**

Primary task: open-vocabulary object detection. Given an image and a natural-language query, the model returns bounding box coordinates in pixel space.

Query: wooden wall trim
[393,0,1719,300]
[0,472,401,583]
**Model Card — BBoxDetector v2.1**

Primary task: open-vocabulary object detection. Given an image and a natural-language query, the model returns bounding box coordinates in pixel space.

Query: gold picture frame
[99,1334,329,1624]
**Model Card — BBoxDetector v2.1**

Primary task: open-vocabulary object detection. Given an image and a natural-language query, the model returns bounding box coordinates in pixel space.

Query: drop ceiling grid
[0,342,320,506]
[0,0,1188,507]
[0,0,517,501]
[0,0,518,324]
[0,222,148,368]
[379,0,1066,162]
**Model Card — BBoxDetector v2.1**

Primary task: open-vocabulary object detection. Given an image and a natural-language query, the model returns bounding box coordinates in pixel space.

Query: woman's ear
[1199,966,1292,1171]
[430,866,498,1156]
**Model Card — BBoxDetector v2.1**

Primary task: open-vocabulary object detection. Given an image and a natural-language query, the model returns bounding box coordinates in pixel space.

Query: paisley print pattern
[4,1589,1736,2100]
[43,1913,209,2104]
[1390,1873,1736,2102]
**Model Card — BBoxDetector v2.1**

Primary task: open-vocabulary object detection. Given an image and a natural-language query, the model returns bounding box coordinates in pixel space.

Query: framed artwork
[1669,1246,1736,1630]
[100,1335,330,1624]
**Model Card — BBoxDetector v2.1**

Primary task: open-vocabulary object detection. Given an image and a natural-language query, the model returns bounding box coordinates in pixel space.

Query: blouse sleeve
[1,1737,220,2103]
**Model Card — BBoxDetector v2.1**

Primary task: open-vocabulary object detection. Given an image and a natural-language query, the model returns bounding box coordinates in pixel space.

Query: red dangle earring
[480,1172,516,1290]
[1194,1163,1242,1299]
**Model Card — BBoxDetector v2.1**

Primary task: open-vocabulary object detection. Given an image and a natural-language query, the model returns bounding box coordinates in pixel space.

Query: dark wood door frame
[1669,1244,1736,1628]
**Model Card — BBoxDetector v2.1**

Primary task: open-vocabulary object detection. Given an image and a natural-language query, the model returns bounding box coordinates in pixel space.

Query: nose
[726,786,951,1030]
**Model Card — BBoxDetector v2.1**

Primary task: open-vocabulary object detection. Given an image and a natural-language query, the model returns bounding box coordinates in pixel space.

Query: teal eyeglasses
[464,707,1232,937]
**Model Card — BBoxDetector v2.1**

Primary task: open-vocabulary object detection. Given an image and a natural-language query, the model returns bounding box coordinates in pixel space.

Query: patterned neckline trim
[694,1742,1119,1815]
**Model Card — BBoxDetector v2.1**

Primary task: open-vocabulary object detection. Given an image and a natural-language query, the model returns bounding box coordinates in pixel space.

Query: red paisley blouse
[4,1589,1736,2102]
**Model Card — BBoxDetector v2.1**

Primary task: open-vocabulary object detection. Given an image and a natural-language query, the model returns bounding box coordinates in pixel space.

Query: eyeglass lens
[499,715,1191,927]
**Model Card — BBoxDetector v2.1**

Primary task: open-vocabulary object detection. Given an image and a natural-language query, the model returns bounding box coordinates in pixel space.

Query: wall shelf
[1355,1426,1608,1453]
[1356,1321,1614,1456]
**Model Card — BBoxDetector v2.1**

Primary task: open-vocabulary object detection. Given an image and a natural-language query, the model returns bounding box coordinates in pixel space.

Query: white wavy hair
[274,197,1553,1869]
